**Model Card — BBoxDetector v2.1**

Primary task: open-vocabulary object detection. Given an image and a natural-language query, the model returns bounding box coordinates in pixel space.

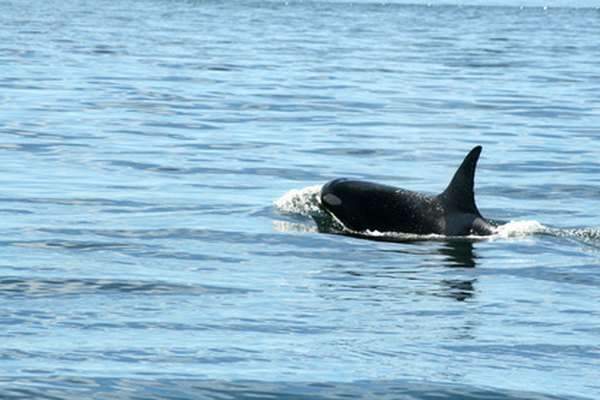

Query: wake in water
[274,186,599,247]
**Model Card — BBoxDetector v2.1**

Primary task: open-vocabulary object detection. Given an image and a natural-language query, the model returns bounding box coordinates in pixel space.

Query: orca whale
[320,146,494,236]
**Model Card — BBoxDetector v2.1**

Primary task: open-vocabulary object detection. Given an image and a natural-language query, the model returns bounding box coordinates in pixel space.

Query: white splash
[494,220,547,238]
[272,220,318,233]
[273,185,322,217]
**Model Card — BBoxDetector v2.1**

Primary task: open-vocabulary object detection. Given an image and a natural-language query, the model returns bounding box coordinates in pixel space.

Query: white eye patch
[322,193,342,206]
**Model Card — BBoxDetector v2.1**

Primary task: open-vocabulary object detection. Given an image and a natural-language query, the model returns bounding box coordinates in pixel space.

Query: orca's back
[321,179,443,234]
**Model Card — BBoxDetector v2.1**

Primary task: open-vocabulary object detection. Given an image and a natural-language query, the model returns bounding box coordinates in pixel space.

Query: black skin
[320,146,495,236]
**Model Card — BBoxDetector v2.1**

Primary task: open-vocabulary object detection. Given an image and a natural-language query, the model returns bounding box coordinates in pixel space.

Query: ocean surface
[1,0,599,399]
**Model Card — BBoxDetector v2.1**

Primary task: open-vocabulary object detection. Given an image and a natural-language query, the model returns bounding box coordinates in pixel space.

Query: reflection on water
[440,278,476,302]
[313,240,479,302]
[435,242,477,301]
[427,241,478,301]
[440,241,477,268]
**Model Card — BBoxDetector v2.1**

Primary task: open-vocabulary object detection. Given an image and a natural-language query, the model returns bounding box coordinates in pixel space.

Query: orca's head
[320,178,346,213]
[319,178,375,231]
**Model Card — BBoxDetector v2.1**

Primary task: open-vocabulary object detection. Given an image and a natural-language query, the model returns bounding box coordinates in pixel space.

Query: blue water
[1,0,599,399]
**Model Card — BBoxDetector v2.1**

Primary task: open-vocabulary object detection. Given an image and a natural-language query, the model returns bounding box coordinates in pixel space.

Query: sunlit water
[1,0,599,399]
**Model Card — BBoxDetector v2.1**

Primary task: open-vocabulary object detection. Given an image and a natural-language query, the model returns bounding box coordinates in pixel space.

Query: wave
[0,277,250,299]
[0,377,582,400]
[274,186,599,247]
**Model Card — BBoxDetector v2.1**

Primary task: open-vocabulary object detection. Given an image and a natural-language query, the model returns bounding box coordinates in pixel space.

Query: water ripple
[0,277,249,298]
[0,378,578,400]
[1,1,599,398]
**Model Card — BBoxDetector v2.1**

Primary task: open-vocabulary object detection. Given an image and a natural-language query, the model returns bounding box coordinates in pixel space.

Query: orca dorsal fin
[440,146,483,215]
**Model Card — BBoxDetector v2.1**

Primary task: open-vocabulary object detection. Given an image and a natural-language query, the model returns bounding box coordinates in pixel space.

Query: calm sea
[1,0,599,399]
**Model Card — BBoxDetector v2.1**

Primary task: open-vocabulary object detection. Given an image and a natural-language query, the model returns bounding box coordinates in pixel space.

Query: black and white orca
[320,146,494,236]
